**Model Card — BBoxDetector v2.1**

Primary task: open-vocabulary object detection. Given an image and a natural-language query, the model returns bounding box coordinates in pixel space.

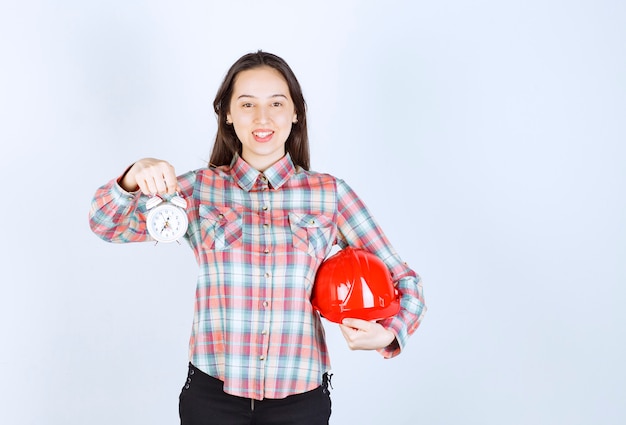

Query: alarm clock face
[146,203,189,243]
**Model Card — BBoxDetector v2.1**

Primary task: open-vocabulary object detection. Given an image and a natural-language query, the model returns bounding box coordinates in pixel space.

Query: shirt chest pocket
[199,205,243,250]
[288,212,335,259]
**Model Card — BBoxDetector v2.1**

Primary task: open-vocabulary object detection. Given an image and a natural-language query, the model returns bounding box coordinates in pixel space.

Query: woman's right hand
[120,158,178,195]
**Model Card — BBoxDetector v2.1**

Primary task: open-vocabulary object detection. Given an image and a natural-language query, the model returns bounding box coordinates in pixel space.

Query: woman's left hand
[339,318,396,351]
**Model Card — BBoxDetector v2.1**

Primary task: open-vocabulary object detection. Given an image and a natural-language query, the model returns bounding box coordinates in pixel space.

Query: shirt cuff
[377,316,407,358]
[111,178,141,204]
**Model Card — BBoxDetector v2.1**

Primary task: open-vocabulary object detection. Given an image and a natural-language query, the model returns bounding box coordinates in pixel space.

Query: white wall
[1,1,624,424]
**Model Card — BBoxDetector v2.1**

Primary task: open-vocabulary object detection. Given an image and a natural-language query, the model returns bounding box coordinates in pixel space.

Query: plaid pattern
[89,154,426,400]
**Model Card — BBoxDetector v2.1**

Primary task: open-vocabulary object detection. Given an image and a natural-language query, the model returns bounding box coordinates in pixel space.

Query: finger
[132,168,155,195]
[338,324,351,336]
[341,318,369,331]
[136,178,153,196]
[341,324,378,351]
[152,174,168,194]
[147,161,177,194]
[339,324,360,340]
[339,325,358,345]
[162,172,179,195]
[139,174,160,195]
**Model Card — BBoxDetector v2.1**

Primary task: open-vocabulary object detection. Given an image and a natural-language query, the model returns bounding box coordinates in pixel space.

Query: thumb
[341,318,366,330]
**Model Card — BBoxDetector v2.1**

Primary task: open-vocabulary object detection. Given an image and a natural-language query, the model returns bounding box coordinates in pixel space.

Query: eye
[242,102,254,108]
[271,101,283,107]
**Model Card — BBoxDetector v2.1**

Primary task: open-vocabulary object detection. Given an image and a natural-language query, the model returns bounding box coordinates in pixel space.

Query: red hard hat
[311,248,400,323]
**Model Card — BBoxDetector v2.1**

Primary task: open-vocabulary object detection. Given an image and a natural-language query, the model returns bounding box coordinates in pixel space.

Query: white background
[1,1,625,424]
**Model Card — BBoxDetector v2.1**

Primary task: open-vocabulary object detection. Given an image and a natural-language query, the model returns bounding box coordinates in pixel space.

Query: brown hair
[209,51,310,170]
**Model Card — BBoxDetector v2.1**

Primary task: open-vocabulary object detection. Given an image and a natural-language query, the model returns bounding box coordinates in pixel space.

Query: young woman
[89,51,426,425]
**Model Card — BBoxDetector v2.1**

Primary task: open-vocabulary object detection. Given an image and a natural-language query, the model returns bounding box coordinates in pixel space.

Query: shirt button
[263,301,269,307]
[263,223,269,229]
[264,272,271,278]
[264,248,270,254]
[259,355,265,361]
[261,330,267,335]
[262,205,269,211]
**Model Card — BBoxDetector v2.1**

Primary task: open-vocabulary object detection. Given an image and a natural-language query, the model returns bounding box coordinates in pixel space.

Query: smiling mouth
[252,130,275,143]
[253,131,274,138]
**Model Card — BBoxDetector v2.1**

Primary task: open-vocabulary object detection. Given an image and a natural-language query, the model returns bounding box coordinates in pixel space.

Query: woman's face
[227,66,298,171]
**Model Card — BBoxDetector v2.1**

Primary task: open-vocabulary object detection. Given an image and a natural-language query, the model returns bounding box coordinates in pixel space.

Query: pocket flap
[199,205,242,223]
[288,212,333,229]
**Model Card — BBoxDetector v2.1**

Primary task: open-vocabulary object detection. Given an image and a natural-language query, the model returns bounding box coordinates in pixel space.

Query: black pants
[179,364,332,425]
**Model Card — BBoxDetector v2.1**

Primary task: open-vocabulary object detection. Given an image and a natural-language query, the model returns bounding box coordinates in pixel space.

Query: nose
[255,105,270,123]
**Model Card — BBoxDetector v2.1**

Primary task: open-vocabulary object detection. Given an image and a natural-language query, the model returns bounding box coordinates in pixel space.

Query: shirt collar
[231,153,297,192]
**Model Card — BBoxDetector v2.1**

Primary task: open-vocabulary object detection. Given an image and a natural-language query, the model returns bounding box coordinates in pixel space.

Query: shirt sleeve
[334,178,426,358]
[88,169,197,243]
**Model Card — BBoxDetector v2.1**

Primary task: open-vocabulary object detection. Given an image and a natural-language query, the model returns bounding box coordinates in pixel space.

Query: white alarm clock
[145,193,189,243]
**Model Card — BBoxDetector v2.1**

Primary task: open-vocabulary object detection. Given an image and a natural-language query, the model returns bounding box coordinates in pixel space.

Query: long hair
[209,51,310,170]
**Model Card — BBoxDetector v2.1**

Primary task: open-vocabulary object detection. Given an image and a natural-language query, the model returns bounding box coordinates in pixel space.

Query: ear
[226,114,232,125]
[293,114,298,124]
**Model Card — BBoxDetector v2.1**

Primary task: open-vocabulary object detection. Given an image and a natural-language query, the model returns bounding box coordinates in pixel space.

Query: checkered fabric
[89,154,426,400]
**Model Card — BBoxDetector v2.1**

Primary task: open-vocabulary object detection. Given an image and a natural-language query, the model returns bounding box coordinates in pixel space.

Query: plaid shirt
[89,154,426,400]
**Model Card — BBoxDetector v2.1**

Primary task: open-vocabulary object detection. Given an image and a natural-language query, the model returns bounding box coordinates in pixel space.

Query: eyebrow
[236,94,289,100]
